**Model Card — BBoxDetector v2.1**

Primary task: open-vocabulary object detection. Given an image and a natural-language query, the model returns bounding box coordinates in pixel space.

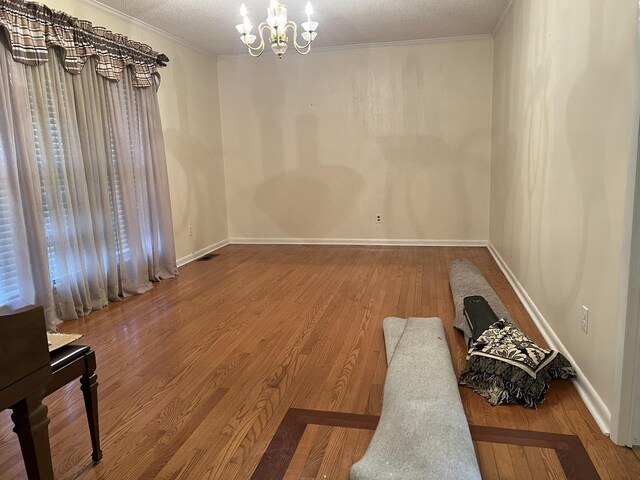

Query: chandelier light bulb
[243,16,253,33]
[305,2,313,17]
[240,3,247,17]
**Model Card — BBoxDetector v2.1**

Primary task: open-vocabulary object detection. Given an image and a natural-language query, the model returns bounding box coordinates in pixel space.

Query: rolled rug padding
[382,316,406,366]
[350,317,481,480]
[449,258,514,344]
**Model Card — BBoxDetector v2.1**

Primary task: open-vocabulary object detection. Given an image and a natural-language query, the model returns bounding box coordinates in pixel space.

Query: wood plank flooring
[0,245,639,479]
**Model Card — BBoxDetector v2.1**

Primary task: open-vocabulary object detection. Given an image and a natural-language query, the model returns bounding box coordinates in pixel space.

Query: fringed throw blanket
[459,320,576,408]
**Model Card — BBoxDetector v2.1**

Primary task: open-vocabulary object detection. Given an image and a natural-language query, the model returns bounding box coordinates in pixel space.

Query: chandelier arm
[245,22,270,57]
[285,21,312,54]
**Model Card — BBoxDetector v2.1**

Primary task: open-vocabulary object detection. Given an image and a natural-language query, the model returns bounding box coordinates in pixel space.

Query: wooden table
[0,306,54,480]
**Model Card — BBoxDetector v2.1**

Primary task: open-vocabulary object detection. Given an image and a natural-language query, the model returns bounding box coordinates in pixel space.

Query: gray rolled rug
[449,258,515,344]
[350,317,481,480]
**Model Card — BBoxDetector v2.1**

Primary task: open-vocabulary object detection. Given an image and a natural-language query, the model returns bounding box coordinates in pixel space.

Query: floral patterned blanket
[458,320,576,408]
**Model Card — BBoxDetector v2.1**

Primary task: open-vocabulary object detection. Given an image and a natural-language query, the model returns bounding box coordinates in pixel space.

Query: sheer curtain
[104,64,178,284]
[0,38,57,329]
[0,1,175,330]
[22,50,178,321]
[0,41,177,327]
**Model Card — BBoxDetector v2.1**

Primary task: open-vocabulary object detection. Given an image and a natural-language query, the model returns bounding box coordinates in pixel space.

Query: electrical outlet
[188,225,193,237]
[375,214,382,224]
[581,305,589,333]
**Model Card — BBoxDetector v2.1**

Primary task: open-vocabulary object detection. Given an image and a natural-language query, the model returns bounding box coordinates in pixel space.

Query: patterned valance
[0,0,169,88]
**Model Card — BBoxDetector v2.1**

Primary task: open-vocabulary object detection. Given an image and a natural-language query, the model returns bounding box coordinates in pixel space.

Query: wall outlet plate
[375,214,382,224]
[581,305,589,333]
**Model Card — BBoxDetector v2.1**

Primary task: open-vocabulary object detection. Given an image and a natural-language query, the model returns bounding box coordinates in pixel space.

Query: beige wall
[490,0,638,412]
[45,0,229,262]
[218,39,493,241]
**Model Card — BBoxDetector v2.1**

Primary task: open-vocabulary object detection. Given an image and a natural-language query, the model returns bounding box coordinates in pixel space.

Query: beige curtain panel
[0,35,57,327]
[0,0,168,88]
[0,4,176,329]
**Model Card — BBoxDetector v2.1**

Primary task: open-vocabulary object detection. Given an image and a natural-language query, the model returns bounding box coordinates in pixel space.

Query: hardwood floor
[255,409,600,479]
[0,245,638,479]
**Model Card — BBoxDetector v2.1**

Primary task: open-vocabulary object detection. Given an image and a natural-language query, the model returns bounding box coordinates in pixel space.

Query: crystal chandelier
[235,1,319,58]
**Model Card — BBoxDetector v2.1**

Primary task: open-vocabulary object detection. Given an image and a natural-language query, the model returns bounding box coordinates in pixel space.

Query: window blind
[27,65,132,287]
[0,170,20,306]
[108,126,130,262]
[29,79,68,284]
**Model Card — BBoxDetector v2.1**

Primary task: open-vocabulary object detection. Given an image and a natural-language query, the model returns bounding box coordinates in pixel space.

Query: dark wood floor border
[470,424,600,479]
[251,408,600,480]
[251,409,379,480]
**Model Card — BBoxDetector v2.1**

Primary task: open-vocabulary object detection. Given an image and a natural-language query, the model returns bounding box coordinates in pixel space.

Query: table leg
[80,371,102,463]
[11,393,54,480]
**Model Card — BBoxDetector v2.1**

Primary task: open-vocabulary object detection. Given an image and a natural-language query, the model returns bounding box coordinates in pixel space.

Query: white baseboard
[229,237,489,247]
[487,242,612,435]
[176,239,230,267]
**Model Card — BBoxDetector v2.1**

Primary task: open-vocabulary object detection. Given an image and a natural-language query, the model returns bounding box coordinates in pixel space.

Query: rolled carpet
[449,258,515,344]
[350,317,481,480]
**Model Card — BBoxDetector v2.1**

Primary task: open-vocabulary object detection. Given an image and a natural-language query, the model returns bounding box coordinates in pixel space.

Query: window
[26,59,132,289]
[0,170,19,306]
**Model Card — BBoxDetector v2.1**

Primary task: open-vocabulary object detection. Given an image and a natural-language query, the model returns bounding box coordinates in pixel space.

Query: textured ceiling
[93,0,510,56]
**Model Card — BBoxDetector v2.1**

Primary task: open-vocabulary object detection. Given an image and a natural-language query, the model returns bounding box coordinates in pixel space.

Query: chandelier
[235,1,319,58]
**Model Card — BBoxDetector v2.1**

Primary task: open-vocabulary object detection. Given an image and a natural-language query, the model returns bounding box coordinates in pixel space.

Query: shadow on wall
[162,55,214,249]
[540,0,615,318]
[376,130,488,238]
[254,114,365,237]
[502,0,554,283]
[251,58,286,178]
[373,48,489,239]
[501,0,615,319]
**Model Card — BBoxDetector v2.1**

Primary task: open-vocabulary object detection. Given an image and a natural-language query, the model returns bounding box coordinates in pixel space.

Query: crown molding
[492,0,517,37]
[217,34,493,60]
[75,0,215,58]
